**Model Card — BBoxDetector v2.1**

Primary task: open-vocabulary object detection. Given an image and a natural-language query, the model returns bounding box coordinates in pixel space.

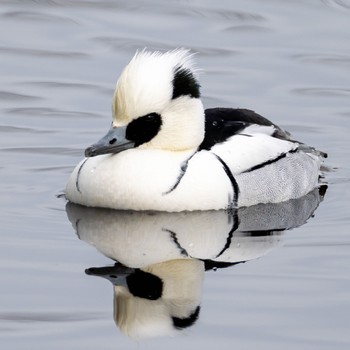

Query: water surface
[1,1,350,349]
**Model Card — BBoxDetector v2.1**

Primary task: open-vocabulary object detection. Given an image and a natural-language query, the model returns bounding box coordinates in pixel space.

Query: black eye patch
[125,113,162,147]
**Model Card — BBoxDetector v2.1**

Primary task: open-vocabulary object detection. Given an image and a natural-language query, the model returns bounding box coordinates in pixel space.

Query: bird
[65,48,327,212]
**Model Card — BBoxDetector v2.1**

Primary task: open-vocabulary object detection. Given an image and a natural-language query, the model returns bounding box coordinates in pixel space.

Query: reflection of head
[114,259,204,339]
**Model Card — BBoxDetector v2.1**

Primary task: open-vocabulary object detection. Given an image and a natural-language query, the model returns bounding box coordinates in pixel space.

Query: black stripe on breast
[163,228,189,257]
[215,209,240,258]
[163,152,197,195]
[242,148,299,173]
[76,158,88,193]
[214,154,240,207]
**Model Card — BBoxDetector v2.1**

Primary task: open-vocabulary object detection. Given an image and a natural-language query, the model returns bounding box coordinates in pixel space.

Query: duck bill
[84,125,134,157]
[85,265,135,287]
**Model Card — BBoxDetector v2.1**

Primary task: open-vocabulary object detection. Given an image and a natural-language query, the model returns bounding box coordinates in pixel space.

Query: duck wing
[199,107,327,178]
[200,108,291,151]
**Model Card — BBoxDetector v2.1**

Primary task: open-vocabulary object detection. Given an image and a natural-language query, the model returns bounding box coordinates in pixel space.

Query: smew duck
[65,49,326,212]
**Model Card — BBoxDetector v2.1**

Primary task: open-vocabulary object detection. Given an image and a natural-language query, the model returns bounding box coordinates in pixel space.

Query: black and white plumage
[65,49,327,212]
[66,186,325,338]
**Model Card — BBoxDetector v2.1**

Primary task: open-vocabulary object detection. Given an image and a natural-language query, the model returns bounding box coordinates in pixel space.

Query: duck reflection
[86,259,203,339]
[65,186,326,339]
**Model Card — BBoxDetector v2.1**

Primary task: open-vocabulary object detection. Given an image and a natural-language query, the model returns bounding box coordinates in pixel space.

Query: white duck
[66,49,326,212]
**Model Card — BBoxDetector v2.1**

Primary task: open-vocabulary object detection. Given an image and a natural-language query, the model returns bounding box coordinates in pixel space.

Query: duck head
[85,49,205,157]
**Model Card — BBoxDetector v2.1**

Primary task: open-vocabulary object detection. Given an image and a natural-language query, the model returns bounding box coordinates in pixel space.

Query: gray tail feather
[298,143,328,159]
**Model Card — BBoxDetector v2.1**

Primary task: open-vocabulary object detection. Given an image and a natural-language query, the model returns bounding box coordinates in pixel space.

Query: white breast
[65,148,233,211]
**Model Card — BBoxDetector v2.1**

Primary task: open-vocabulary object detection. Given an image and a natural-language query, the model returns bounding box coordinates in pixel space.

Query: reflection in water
[87,260,203,339]
[66,186,326,339]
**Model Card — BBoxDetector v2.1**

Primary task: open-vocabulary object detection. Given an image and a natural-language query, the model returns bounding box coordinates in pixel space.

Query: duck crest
[112,49,199,127]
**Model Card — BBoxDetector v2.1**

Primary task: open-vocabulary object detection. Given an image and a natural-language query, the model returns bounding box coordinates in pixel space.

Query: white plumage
[66,188,324,339]
[65,49,326,212]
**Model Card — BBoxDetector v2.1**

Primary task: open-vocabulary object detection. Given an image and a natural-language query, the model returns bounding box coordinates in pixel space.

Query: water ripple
[0,91,41,101]
[0,46,88,59]
[321,0,350,11]
[7,0,265,22]
[292,87,350,97]
[292,53,350,67]
[5,107,101,119]
[0,311,105,323]
[0,125,55,134]
[93,36,238,57]
[183,7,265,21]
[22,81,112,95]
[29,166,76,173]
[223,24,271,33]
[2,10,77,23]
[1,147,83,156]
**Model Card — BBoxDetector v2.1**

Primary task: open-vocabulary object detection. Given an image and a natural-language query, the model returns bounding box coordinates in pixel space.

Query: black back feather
[200,108,290,151]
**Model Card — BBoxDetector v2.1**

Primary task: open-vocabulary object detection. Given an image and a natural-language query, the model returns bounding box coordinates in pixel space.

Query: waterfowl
[65,49,326,212]
[66,187,324,267]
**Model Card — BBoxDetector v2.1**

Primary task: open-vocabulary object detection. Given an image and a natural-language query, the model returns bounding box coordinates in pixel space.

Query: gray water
[1,0,350,349]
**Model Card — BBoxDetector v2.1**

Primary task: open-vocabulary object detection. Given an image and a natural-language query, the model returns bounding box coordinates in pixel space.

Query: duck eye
[126,112,162,147]
[146,113,158,121]
[212,119,223,128]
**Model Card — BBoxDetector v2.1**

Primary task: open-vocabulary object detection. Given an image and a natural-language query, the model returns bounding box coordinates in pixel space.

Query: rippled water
[1,1,350,349]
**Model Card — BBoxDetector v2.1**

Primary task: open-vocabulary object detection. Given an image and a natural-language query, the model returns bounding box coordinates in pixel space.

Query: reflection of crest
[66,186,326,339]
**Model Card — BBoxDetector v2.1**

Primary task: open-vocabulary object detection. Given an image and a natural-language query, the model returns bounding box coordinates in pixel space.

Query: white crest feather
[112,48,198,126]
